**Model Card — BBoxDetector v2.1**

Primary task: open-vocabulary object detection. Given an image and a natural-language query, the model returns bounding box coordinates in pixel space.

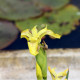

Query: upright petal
[32,26,38,37]
[28,41,38,56]
[38,27,47,39]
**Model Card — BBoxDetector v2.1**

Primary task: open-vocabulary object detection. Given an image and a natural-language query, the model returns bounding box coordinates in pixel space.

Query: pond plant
[21,25,69,80]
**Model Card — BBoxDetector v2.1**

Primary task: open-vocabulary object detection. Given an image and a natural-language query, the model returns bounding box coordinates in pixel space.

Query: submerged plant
[21,25,69,80]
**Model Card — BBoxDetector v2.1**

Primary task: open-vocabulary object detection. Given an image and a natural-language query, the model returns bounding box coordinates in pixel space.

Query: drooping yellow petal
[38,27,61,41]
[46,30,61,39]
[32,25,38,37]
[21,29,32,41]
[28,41,38,56]
[36,62,43,80]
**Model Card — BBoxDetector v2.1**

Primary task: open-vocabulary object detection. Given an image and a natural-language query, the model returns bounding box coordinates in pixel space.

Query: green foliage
[36,48,47,80]
[0,0,70,20]
[66,69,69,80]
[34,0,69,9]
[16,17,46,31]
[52,5,80,23]
[0,0,41,20]
[0,21,18,49]
[16,5,80,35]
[47,5,80,35]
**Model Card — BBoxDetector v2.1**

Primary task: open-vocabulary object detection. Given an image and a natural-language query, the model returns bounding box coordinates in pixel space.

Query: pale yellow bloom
[21,25,61,56]
[48,66,68,80]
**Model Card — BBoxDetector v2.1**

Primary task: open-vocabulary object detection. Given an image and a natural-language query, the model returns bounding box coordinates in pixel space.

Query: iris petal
[21,29,32,41]
[32,26,38,37]
[28,42,38,56]
[46,30,61,39]
[48,67,68,80]
[38,27,61,40]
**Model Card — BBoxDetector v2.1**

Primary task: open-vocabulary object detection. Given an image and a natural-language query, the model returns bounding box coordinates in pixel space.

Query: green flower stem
[66,69,69,80]
[36,48,47,80]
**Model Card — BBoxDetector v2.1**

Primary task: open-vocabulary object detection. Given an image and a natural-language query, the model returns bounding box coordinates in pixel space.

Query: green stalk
[36,48,47,80]
[66,69,69,80]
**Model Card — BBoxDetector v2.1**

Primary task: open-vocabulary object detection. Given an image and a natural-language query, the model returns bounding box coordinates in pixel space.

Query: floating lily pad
[16,17,47,31]
[47,5,80,34]
[0,0,41,20]
[0,21,19,49]
[52,5,80,23]
[16,5,80,35]
[34,0,69,9]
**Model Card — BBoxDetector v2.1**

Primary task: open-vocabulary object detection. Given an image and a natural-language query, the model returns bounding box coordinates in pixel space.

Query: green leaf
[36,48,47,80]
[66,69,69,80]
[52,5,80,23]
[0,21,19,49]
[34,0,69,9]
[16,17,47,31]
[16,5,80,35]
[48,5,80,35]
[0,0,41,20]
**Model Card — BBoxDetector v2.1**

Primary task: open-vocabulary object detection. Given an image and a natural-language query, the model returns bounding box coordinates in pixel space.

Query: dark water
[70,0,80,8]
[45,26,80,48]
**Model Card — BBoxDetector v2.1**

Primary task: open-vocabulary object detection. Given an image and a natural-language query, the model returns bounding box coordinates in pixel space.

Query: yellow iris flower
[21,26,61,56]
[48,66,68,80]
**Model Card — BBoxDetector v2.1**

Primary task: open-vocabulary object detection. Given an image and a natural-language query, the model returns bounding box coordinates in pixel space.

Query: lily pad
[52,5,80,23]
[47,5,80,34]
[16,17,47,31]
[0,21,19,49]
[34,0,69,9]
[16,5,80,35]
[0,0,41,20]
